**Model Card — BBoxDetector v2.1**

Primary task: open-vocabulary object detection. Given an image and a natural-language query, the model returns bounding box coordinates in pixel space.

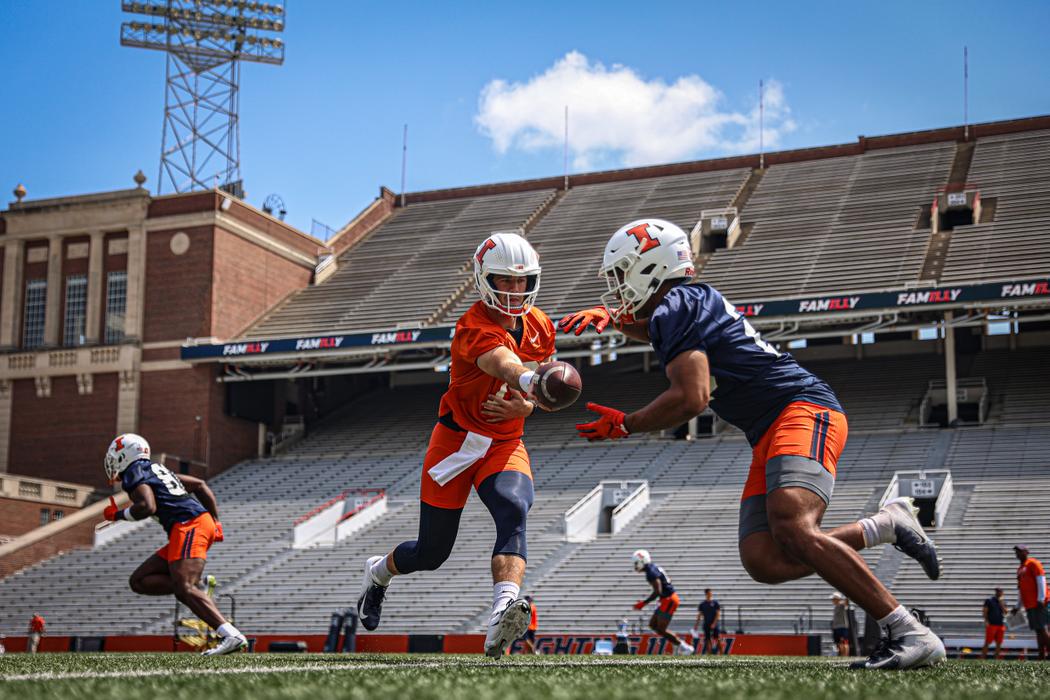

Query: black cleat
[357,555,388,631]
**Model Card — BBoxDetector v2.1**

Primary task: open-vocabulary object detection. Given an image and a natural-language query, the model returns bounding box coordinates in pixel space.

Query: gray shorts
[1027,605,1049,631]
[738,454,835,541]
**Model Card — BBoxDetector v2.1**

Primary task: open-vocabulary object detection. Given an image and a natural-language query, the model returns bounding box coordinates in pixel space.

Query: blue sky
[2,1,1047,235]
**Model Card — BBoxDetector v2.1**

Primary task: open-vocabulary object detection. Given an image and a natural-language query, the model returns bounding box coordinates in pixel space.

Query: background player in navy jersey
[560,219,945,670]
[631,549,694,655]
[692,588,723,655]
[102,433,246,656]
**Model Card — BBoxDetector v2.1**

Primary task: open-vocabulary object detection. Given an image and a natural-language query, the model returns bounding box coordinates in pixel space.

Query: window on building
[52,510,64,521]
[39,509,50,526]
[63,274,88,347]
[22,279,47,349]
[105,271,127,344]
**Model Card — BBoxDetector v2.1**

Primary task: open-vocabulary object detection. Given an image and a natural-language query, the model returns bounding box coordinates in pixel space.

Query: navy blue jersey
[121,459,205,533]
[643,563,676,598]
[984,596,1005,626]
[649,284,843,445]
[698,599,721,628]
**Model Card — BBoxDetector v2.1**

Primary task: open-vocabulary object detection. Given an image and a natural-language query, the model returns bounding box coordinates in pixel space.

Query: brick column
[43,236,63,346]
[124,226,147,341]
[0,239,25,349]
[85,231,105,344]
[0,380,11,472]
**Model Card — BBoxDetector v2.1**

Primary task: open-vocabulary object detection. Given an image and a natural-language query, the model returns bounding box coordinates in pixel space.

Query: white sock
[858,510,895,549]
[878,605,923,637]
[217,622,242,639]
[370,555,394,587]
[490,581,520,622]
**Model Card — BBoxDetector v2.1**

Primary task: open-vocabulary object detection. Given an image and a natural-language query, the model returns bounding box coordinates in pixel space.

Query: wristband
[120,507,136,521]
[518,370,537,393]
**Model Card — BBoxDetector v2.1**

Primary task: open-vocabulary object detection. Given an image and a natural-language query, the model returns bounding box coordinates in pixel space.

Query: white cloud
[476,52,796,169]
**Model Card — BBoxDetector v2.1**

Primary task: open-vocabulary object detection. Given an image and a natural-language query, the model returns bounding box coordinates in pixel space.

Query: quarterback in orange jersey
[358,232,556,658]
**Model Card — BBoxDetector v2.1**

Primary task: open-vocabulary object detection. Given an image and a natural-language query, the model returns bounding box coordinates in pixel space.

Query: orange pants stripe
[742,401,848,501]
[156,512,217,562]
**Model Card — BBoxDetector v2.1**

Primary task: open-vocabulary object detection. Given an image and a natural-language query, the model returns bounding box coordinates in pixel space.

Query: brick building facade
[0,183,322,491]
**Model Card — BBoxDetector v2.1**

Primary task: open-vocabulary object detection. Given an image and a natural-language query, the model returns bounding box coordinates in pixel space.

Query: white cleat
[882,497,941,580]
[484,598,531,659]
[676,642,695,655]
[850,627,946,670]
[201,634,247,657]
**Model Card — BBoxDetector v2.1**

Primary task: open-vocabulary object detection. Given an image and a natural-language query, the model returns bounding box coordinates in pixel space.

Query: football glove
[214,521,225,542]
[633,600,646,611]
[576,402,630,441]
[103,496,120,522]
[558,307,612,336]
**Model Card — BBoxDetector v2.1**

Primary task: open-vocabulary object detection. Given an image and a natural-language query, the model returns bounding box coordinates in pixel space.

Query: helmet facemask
[479,272,540,318]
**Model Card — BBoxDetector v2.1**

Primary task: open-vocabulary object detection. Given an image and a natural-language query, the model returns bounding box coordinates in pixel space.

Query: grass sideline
[1,653,1048,700]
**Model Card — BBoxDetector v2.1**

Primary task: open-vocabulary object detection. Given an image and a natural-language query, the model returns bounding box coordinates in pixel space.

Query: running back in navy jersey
[649,283,843,445]
[121,459,206,533]
[642,563,676,598]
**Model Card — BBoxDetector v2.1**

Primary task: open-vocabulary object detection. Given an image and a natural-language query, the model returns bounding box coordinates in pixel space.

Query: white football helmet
[599,219,694,323]
[473,231,541,317]
[104,433,151,483]
[632,549,652,572]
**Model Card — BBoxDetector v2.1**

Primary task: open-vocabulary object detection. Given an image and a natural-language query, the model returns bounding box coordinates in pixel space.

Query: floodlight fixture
[120,0,286,197]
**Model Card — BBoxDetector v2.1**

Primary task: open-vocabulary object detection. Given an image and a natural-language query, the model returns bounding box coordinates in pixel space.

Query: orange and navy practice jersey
[438,301,555,440]
[1017,557,1046,610]
[121,459,206,533]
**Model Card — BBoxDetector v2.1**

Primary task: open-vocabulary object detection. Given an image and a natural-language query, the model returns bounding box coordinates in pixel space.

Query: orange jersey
[438,301,555,440]
[1018,557,1046,610]
[529,604,538,631]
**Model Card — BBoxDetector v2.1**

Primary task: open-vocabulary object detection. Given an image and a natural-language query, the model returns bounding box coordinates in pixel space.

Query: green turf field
[1,653,1048,700]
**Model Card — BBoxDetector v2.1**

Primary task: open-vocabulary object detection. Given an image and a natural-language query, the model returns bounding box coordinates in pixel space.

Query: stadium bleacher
[940,130,1050,284]
[701,143,956,300]
[2,347,1047,639]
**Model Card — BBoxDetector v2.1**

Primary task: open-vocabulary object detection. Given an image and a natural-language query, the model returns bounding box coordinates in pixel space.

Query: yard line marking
[0,658,749,681]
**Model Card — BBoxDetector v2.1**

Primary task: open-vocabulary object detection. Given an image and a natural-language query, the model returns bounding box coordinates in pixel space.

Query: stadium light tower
[120,1,286,198]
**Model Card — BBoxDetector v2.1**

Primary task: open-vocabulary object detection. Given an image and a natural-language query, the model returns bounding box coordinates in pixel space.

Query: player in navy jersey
[560,219,945,670]
[102,433,246,656]
[631,549,693,654]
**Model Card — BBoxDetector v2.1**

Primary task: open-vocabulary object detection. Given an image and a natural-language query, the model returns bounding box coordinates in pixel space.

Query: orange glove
[213,520,225,542]
[633,600,646,611]
[558,307,612,335]
[103,496,120,522]
[576,402,630,441]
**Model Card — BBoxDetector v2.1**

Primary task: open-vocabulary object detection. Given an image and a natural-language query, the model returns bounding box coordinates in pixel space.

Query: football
[533,361,583,411]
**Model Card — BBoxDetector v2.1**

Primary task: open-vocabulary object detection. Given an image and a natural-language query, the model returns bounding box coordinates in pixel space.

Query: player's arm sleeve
[454,325,506,365]
[649,291,710,367]
[121,463,148,491]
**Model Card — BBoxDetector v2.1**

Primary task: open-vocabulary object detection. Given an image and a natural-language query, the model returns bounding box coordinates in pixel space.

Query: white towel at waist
[426,431,493,486]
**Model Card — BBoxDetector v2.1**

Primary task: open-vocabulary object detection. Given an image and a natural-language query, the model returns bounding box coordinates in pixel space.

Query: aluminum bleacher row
[699,143,955,300]
[236,127,1047,345]
[247,189,556,338]
[941,129,1050,284]
[1,348,1047,639]
[440,169,750,322]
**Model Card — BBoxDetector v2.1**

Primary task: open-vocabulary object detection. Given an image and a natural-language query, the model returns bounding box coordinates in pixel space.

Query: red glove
[103,496,120,522]
[576,402,630,441]
[558,307,612,335]
[633,600,646,611]
[213,521,225,542]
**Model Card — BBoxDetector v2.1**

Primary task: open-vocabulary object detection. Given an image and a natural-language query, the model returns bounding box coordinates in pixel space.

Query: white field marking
[0,657,781,682]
